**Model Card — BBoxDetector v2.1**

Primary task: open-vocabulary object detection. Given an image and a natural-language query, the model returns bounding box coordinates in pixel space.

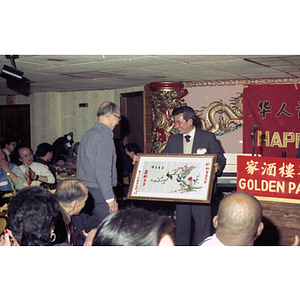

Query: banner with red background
[243,84,300,158]
[237,155,300,203]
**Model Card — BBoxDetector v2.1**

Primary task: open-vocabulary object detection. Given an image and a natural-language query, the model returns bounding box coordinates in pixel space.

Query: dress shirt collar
[60,207,71,226]
[183,126,195,140]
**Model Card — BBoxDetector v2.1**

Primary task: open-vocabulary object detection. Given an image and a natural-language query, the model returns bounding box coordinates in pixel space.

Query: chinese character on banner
[243,84,300,158]
[237,155,300,203]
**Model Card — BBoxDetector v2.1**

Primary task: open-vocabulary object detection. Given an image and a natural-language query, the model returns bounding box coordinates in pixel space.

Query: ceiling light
[1,55,24,81]
[0,65,24,81]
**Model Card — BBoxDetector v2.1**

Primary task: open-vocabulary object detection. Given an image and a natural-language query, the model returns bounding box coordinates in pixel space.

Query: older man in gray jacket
[76,102,120,222]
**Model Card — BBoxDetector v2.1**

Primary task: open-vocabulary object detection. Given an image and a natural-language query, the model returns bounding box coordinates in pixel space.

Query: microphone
[251,124,259,136]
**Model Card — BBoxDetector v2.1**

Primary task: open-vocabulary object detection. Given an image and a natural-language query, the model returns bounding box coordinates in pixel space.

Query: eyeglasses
[20,153,33,159]
[112,113,122,121]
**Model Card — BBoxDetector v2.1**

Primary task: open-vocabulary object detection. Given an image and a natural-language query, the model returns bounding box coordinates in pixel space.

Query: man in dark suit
[53,179,100,246]
[162,105,226,245]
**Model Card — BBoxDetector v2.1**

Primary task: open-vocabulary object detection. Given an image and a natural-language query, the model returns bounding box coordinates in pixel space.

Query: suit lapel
[192,128,201,153]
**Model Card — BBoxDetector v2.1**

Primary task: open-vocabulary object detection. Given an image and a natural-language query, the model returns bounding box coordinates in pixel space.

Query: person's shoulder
[86,122,112,137]
[168,133,182,140]
[35,158,48,166]
[8,161,17,168]
[195,128,216,140]
[198,234,225,246]
[195,128,214,136]
[32,161,50,170]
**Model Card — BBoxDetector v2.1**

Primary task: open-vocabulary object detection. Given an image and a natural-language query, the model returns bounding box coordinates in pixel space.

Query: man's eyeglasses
[20,153,33,159]
[112,114,122,121]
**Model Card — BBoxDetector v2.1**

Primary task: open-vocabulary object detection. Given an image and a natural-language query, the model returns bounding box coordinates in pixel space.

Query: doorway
[0,104,30,146]
[120,91,144,152]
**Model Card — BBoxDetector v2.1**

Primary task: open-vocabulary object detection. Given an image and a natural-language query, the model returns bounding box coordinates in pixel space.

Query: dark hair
[125,143,141,154]
[2,137,18,148]
[92,207,174,246]
[56,155,66,162]
[56,179,86,204]
[16,144,33,159]
[172,106,197,123]
[8,186,60,246]
[11,144,33,166]
[36,143,53,157]
[96,102,119,117]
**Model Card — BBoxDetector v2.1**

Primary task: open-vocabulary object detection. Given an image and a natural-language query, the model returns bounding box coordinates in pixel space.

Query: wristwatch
[35,175,39,181]
[6,172,11,176]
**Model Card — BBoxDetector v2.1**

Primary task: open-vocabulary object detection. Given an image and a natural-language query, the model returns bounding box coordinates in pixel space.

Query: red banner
[237,155,300,203]
[243,84,300,158]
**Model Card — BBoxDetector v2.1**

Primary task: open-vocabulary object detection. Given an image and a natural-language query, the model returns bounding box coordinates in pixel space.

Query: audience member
[35,142,57,188]
[53,179,100,246]
[199,191,299,246]
[17,146,55,186]
[162,105,226,245]
[73,142,80,155]
[125,143,141,160]
[77,102,120,222]
[116,142,142,199]
[124,143,141,179]
[0,146,26,192]
[55,155,67,168]
[92,207,174,246]
[0,186,60,246]
[2,137,18,162]
[66,142,79,167]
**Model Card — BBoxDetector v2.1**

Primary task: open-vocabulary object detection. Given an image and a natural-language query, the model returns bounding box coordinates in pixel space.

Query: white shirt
[19,162,55,186]
[183,126,195,154]
[3,148,10,161]
[198,234,225,246]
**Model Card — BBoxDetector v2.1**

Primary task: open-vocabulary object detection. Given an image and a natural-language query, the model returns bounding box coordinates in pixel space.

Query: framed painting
[127,153,217,203]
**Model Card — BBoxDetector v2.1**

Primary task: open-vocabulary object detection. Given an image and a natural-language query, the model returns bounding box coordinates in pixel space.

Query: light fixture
[0,55,23,81]
[0,55,30,96]
[0,64,24,81]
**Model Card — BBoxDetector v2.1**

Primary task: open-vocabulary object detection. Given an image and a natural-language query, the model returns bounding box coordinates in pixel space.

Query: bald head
[55,179,87,204]
[216,192,263,240]
[97,102,120,118]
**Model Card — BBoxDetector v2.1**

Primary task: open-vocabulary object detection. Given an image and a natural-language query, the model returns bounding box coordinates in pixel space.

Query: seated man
[53,179,100,246]
[2,137,17,162]
[35,142,57,188]
[0,146,26,193]
[92,207,174,246]
[199,191,299,246]
[17,145,55,186]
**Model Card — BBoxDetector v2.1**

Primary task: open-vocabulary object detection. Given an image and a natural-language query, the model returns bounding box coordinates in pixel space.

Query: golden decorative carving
[195,93,243,136]
[149,82,187,153]
[183,78,300,87]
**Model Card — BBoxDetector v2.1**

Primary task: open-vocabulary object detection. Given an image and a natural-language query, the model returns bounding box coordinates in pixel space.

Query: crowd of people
[0,135,80,193]
[0,102,299,246]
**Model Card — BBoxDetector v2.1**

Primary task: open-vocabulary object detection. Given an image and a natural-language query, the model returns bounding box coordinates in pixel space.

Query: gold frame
[127,153,217,203]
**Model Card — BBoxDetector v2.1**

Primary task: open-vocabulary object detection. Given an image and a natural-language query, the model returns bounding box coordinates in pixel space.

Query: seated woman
[0,186,60,246]
[92,207,174,246]
[0,146,26,193]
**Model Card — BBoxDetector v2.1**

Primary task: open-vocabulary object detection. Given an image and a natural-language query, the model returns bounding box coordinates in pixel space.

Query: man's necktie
[69,220,79,246]
[185,135,191,143]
